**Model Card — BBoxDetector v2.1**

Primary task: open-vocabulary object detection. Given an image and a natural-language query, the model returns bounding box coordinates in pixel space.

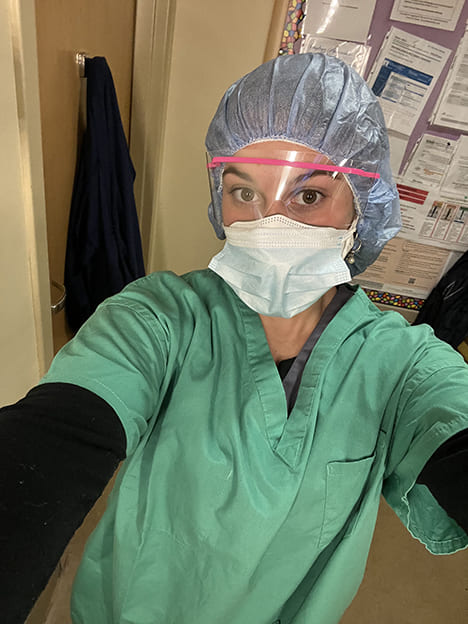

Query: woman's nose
[263,199,288,218]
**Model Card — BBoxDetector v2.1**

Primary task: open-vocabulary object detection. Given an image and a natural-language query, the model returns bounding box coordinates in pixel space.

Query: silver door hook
[75,52,88,77]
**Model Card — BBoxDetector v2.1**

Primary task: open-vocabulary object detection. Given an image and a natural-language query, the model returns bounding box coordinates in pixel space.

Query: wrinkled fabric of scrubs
[205,53,401,276]
[40,270,468,624]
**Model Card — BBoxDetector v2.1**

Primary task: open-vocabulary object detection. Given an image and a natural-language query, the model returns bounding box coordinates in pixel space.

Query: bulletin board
[279,0,468,312]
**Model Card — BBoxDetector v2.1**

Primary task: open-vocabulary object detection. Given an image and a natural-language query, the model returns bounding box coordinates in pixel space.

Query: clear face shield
[207,150,380,231]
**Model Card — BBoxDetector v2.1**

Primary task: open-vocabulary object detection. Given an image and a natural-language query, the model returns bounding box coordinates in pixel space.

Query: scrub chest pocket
[319,454,376,548]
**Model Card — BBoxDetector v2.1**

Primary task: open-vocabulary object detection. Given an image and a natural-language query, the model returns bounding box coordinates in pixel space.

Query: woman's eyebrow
[222,165,254,182]
[292,170,335,185]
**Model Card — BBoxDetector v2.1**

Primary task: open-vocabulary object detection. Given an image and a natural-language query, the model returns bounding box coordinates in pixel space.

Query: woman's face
[221,141,356,229]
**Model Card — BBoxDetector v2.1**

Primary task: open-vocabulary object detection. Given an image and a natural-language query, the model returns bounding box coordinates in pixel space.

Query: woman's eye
[233,188,257,202]
[296,189,323,205]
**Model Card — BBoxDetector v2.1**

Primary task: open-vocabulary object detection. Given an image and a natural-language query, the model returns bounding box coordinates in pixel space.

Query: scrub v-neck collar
[235,284,363,468]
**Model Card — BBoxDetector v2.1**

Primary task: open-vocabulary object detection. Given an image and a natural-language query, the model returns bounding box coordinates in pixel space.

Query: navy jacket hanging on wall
[65,56,145,332]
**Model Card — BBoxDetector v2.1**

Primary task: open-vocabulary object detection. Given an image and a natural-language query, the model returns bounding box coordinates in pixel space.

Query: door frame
[130,0,176,269]
[0,0,53,402]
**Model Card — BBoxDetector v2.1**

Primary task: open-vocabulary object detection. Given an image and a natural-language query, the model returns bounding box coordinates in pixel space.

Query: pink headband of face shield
[206,156,380,179]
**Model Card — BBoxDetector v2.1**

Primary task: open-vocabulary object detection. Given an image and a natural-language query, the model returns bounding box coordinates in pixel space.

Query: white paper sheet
[403,134,456,188]
[390,0,464,31]
[367,27,451,136]
[299,36,370,75]
[301,0,377,43]
[354,237,455,298]
[432,28,468,131]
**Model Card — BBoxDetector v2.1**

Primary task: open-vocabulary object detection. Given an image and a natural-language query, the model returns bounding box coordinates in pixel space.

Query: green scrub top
[41,270,468,624]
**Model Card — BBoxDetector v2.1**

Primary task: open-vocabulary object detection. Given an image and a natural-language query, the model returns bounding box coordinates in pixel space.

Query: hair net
[205,53,401,276]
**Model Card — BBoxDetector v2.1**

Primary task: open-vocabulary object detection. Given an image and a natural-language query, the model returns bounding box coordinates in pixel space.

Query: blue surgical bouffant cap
[205,53,401,276]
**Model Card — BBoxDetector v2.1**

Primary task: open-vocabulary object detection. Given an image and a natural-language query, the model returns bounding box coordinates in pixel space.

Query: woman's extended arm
[0,382,126,624]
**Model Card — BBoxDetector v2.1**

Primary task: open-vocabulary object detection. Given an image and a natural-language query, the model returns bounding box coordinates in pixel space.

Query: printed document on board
[355,237,457,299]
[403,134,456,189]
[396,182,468,252]
[432,28,468,131]
[390,0,464,31]
[367,28,451,135]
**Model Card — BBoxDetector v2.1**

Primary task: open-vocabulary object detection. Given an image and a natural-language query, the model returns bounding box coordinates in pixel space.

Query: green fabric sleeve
[383,337,468,554]
[40,296,169,455]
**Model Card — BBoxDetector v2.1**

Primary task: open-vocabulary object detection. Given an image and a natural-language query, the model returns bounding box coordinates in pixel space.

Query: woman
[2,53,467,624]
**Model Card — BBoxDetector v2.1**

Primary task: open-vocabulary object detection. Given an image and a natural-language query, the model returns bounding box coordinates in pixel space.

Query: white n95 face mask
[208,215,356,318]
